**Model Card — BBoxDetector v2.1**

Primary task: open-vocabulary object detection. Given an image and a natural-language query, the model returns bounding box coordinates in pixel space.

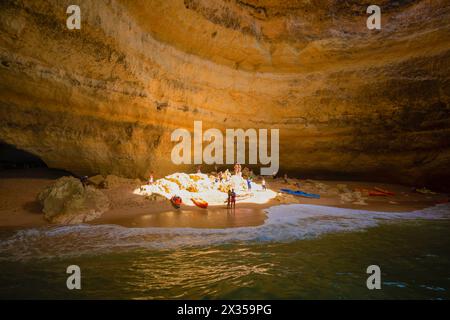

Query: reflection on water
[103,207,267,229]
[0,204,449,299]
[125,248,274,299]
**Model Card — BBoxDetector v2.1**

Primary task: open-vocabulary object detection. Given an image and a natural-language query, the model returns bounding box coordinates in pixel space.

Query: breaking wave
[0,204,449,261]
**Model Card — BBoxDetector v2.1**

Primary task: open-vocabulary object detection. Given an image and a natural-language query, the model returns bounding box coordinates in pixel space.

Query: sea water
[0,204,449,299]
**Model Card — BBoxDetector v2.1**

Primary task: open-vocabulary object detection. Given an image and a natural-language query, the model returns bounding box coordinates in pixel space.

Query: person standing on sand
[224,169,231,181]
[247,177,252,191]
[231,189,236,209]
[148,173,154,185]
[227,189,232,208]
[262,178,267,191]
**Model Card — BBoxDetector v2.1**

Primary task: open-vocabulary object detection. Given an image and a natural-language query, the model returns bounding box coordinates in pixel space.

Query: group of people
[244,176,266,191]
[227,188,236,209]
[146,164,269,210]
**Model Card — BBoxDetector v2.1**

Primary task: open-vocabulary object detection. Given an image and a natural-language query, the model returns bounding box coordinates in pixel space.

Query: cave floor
[0,168,447,229]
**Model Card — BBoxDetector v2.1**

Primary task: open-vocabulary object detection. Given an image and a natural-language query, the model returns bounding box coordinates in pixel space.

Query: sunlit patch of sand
[133,172,277,206]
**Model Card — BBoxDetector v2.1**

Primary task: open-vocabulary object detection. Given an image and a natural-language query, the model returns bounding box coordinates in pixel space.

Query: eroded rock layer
[0,0,449,188]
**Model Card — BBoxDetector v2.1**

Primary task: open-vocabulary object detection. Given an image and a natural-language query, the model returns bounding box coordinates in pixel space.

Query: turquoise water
[0,204,449,299]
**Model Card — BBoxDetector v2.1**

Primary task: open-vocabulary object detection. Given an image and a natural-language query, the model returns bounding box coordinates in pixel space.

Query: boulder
[145,193,166,202]
[38,176,110,224]
[339,191,368,206]
[87,174,105,187]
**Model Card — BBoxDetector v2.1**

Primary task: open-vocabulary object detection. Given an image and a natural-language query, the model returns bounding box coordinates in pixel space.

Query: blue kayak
[280,188,320,199]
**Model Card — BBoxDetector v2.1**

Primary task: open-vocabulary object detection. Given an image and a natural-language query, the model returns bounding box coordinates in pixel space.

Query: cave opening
[0,142,47,170]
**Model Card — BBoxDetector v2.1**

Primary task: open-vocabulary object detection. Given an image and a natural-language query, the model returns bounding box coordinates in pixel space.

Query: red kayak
[191,198,208,209]
[170,196,182,209]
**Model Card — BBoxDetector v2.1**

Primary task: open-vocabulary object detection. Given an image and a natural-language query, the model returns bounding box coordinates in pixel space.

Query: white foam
[0,204,449,261]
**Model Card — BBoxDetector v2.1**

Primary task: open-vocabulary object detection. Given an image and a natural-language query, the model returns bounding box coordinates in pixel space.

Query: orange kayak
[191,198,208,209]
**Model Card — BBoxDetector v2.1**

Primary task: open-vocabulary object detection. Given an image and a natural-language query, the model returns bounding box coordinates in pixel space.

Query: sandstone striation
[0,0,449,189]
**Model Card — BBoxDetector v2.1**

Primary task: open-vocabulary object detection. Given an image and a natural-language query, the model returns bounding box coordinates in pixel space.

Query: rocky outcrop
[38,176,110,224]
[0,0,449,189]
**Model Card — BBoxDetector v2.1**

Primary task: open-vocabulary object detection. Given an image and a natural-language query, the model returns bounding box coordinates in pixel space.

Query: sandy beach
[0,168,447,229]
[1,168,449,300]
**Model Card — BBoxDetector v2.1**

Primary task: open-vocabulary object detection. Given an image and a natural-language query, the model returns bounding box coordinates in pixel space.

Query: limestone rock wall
[0,0,449,188]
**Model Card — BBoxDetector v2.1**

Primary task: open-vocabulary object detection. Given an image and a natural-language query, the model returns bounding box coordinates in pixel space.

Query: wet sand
[0,168,448,229]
